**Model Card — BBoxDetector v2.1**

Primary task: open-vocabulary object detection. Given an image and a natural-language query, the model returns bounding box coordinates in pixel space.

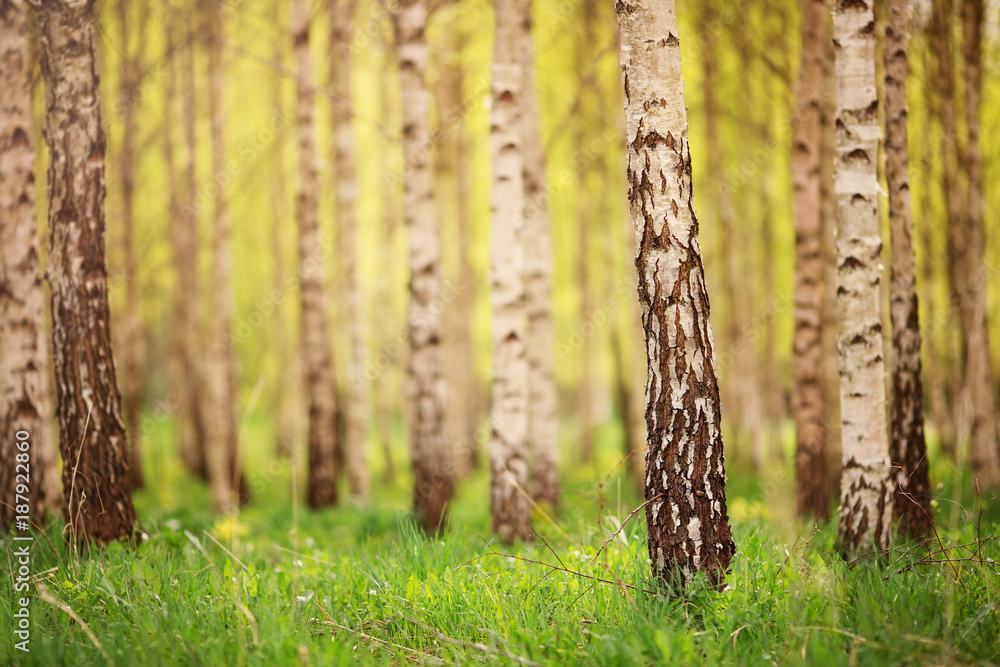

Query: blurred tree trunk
[204,0,246,511]
[959,0,1000,489]
[521,0,559,505]
[791,0,828,521]
[885,0,932,538]
[39,0,136,543]
[0,0,60,530]
[179,3,208,481]
[270,3,296,459]
[489,0,532,545]
[118,0,144,491]
[397,0,453,532]
[617,0,735,588]
[330,0,369,504]
[701,0,755,470]
[293,0,339,509]
[833,0,894,558]
[574,0,594,465]
[819,0,841,503]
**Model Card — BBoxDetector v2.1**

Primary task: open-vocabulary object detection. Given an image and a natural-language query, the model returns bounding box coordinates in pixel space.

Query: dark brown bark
[885,0,932,539]
[792,0,828,521]
[39,0,135,543]
[618,0,735,587]
[1,0,60,530]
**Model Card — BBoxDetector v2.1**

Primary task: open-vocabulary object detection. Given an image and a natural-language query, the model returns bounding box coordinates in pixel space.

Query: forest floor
[2,416,999,666]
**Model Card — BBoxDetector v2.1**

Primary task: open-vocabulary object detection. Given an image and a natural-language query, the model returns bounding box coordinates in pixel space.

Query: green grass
[2,416,998,666]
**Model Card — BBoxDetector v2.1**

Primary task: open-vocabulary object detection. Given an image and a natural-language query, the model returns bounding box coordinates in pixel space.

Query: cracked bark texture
[1,0,60,530]
[396,0,453,533]
[885,0,931,538]
[294,0,339,509]
[117,0,144,491]
[489,0,532,545]
[792,0,829,521]
[330,0,369,504]
[617,0,734,588]
[204,1,246,512]
[833,0,893,559]
[520,0,559,507]
[39,0,135,542]
[959,0,1000,490]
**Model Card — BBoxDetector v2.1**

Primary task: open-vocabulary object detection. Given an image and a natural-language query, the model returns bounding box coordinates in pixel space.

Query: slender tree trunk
[396,0,454,533]
[490,0,532,545]
[204,1,246,512]
[330,0,369,503]
[39,0,135,543]
[819,0,841,501]
[885,0,932,538]
[521,0,559,505]
[179,4,208,481]
[792,0,828,520]
[293,0,339,509]
[959,0,1000,489]
[118,0,145,491]
[270,10,296,460]
[833,0,894,558]
[618,0,735,587]
[0,0,60,530]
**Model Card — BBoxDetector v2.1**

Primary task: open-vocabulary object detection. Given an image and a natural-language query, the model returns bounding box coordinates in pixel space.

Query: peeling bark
[489,0,532,545]
[792,0,829,521]
[521,0,559,506]
[396,0,453,533]
[39,0,135,543]
[617,0,735,587]
[833,0,894,558]
[885,0,932,538]
[1,0,60,530]
[293,0,339,509]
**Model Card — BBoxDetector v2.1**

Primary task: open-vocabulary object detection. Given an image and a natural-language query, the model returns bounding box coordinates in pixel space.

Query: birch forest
[2,0,1000,663]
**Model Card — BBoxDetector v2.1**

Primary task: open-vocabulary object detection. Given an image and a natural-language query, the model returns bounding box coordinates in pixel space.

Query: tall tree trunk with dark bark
[330,0,369,504]
[1,0,60,530]
[617,0,735,587]
[293,0,339,509]
[959,0,1000,489]
[792,0,828,521]
[521,0,559,506]
[39,0,135,543]
[396,0,454,532]
[833,0,894,558]
[885,0,932,539]
[489,0,532,545]
[118,0,145,491]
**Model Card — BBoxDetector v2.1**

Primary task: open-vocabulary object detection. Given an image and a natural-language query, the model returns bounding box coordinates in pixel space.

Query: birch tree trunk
[885,0,932,538]
[617,0,735,587]
[792,0,828,520]
[833,0,894,558]
[179,5,208,481]
[330,0,369,503]
[118,0,144,491]
[396,0,454,532]
[0,0,60,530]
[39,0,136,542]
[294,0,339,509]
[521,0,559,506]
[959,0,1000,490]
[490,0,532,545]
[204,1,245,512]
